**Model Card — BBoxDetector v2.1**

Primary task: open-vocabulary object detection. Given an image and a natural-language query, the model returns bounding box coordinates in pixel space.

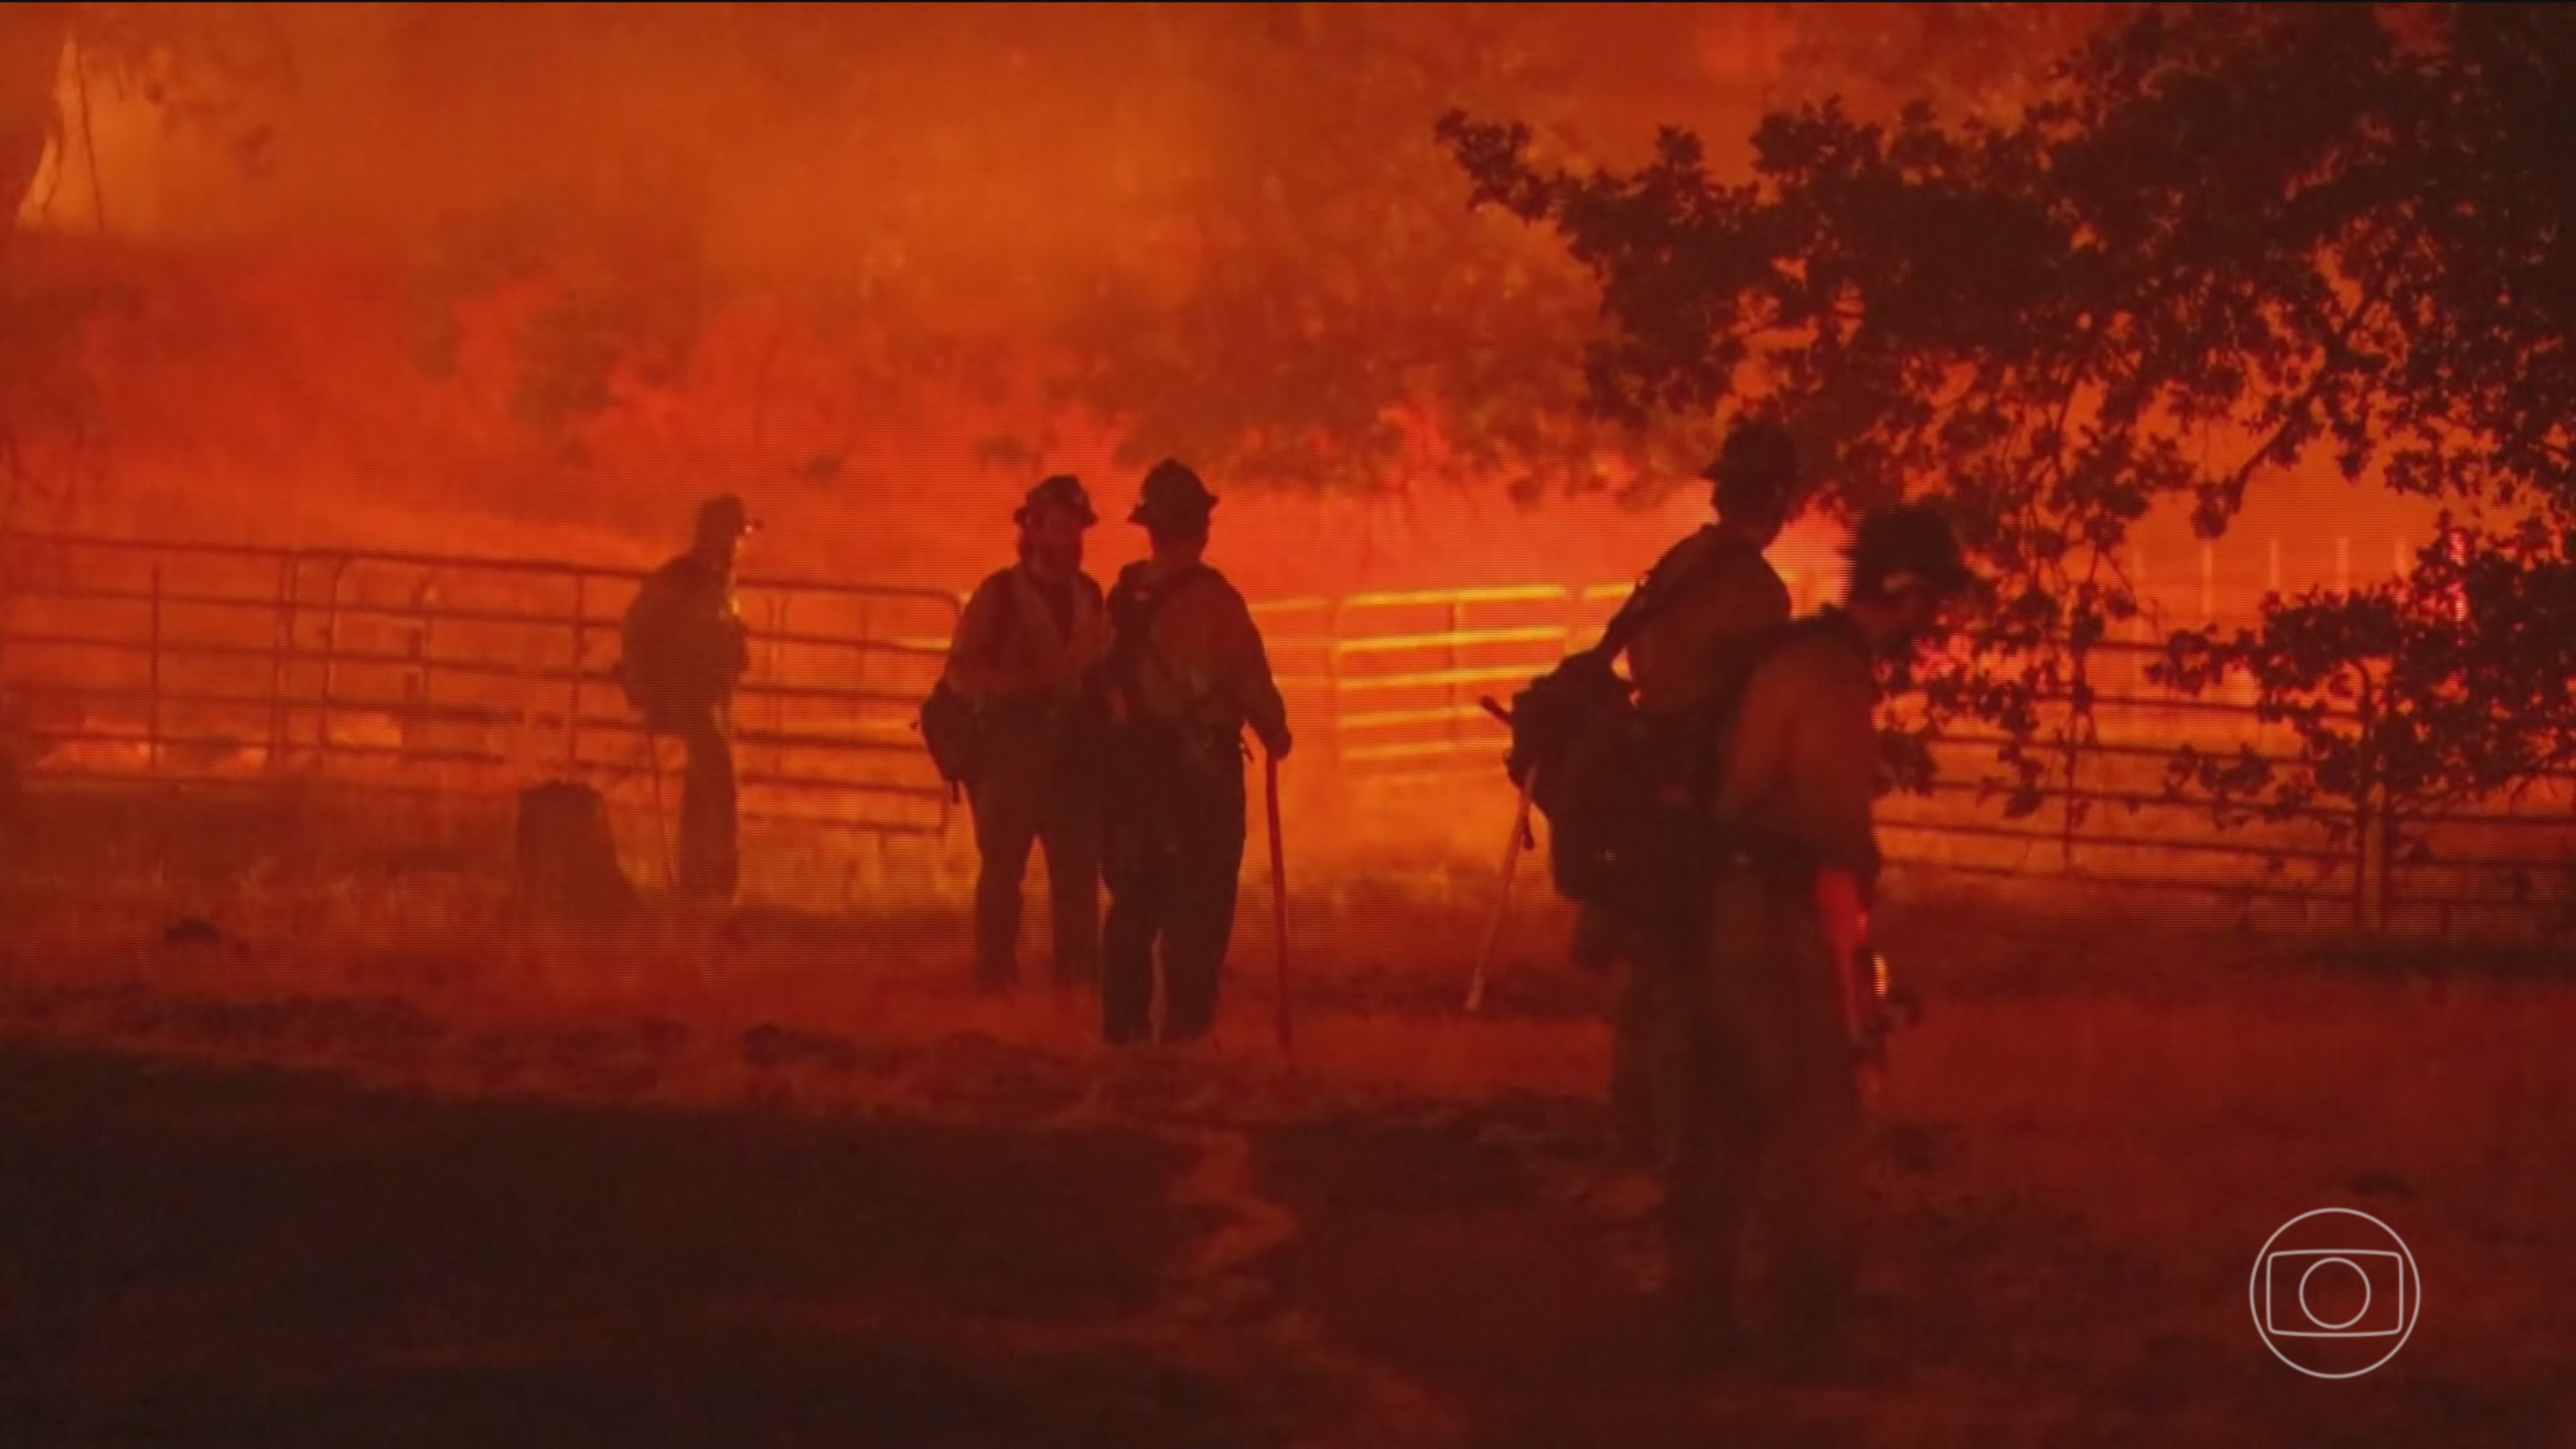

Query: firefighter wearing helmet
[1585,419,1805,1171]
[619,494,760,904]
[938,474,1113,989]
[1095,460,1291,1046]
[1660,498,1978,1373]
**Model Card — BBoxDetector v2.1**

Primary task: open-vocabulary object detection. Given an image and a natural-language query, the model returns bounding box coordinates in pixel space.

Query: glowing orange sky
[5,4,2440,610]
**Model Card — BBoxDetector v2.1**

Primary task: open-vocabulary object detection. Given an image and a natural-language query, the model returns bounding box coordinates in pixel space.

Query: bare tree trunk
[0,3,71,232]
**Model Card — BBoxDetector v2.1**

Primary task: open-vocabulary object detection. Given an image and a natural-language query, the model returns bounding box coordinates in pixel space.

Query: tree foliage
[3,2,292,229]
[1766,1,2129,123]
[0,3,292,529]
[32,5,2208,509]
[2161,517,2576,847]
[1440,3,2576,844]
[379,3,1727,499]
[1040,2,1617,498]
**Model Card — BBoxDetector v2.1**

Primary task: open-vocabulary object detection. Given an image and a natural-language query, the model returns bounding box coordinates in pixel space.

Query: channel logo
[2249,1208,2422,1379]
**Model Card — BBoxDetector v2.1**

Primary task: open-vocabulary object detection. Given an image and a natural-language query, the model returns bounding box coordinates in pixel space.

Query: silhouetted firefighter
[619,494,757,905]
[1097,460,1291,1046]
[1503,419,1802,1167]
[928,474,1112,991]
[1661,501,1976,1373]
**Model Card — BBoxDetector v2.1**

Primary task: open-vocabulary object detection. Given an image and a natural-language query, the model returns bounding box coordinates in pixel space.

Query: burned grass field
[1,786,2571,1448]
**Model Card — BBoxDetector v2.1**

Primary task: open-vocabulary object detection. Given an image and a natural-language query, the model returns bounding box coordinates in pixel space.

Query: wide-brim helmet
[694,493,761,541]
[1128,458,1219,527]
[1701,418,1801,521]
[1845,501,1979,602]
[1014,473,1097,528]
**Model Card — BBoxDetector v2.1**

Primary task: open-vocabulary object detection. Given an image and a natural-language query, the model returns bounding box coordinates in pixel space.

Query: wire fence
[2,529,2568,934]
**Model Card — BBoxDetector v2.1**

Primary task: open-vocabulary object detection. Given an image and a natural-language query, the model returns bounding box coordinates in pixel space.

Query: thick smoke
[5,5,2118,592]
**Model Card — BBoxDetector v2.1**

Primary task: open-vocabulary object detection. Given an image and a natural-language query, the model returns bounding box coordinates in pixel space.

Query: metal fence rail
[3,529,2570,932]
[0,531,959,837]
[1256,582,1629,775]
[1254,570,2571,932]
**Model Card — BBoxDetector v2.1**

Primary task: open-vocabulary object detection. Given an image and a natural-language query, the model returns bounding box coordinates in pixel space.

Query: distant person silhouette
[620,494,757,904]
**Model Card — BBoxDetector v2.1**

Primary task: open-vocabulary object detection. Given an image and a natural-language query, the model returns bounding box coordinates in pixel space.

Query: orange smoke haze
[0,3,2504,907]
[7,3,2060,605]
[5,3,2432,610]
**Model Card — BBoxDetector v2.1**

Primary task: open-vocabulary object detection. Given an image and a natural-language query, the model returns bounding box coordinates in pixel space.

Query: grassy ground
[0,784,2570,1448]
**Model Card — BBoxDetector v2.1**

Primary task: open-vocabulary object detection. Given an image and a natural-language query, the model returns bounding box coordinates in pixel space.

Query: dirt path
[0,1044,1269,1448]
[0,1008,1588,1449]
[0,1036,1686,1449]
[3,975,2571,1448]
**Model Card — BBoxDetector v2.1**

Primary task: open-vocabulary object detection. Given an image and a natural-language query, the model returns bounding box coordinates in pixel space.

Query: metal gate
[0,531,961,837]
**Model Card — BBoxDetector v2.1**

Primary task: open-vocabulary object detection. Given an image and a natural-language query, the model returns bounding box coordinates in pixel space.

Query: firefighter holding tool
[1095,460,1292,1048]
[1658,500,1976,1375]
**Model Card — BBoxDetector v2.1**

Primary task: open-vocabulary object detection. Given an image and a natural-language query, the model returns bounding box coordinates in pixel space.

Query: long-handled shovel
[1466,766,1538,1015]
[1465,694,1536,1015]
[1265,751,1295,1060]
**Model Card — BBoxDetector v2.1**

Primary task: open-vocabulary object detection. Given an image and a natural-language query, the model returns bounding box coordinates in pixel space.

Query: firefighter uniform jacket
[1625,525,1794,722]
[622,552,751,725]
[942,561,1109,712]
[1709,609,1886,893]
[1106,559,1289,756]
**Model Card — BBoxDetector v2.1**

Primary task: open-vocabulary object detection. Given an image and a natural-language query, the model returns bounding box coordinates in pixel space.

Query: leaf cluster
[1441,3,2576,832]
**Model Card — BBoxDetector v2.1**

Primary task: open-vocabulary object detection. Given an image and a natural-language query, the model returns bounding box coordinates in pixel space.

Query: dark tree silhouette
[1439,3,2576,878]
[1766,1,2129,123]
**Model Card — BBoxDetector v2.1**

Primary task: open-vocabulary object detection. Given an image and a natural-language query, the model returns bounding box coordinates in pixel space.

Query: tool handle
[1265,753,1293,1059]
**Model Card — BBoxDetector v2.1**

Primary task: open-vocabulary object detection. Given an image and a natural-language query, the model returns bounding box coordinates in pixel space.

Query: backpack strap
[978,567,1026,663]
[1107,561,1222,724]
[1590,527,1754,664]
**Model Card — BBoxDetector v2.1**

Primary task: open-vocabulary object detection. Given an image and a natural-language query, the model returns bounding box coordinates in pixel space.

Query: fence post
[268,554,300,771]
[568,573,587,768]
[2375,792,2400,932]
[1446,596,1464,755]
[2351,667,2375,930]
[1325,597,1347,773]
[770,589,794,784]
[855,598,874,699]
[147,564,164,771]
[2061,645,2086,869]
[2128,547,2151,690]
[936,592,965,838]
[2266,537,2281,597]
[319,558,352,762]
[404,574,437,760]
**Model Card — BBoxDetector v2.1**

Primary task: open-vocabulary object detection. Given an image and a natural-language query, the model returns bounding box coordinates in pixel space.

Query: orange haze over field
[5,3,2086,606]
[5,3,2438,613]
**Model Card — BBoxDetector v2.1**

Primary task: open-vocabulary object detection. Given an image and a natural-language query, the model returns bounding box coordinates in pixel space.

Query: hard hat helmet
[1014,473,1097,528]
[694,494,761,541]
[1702,418,1800,521]
[1845,501,1978,603]
[1129,458,1219,527]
